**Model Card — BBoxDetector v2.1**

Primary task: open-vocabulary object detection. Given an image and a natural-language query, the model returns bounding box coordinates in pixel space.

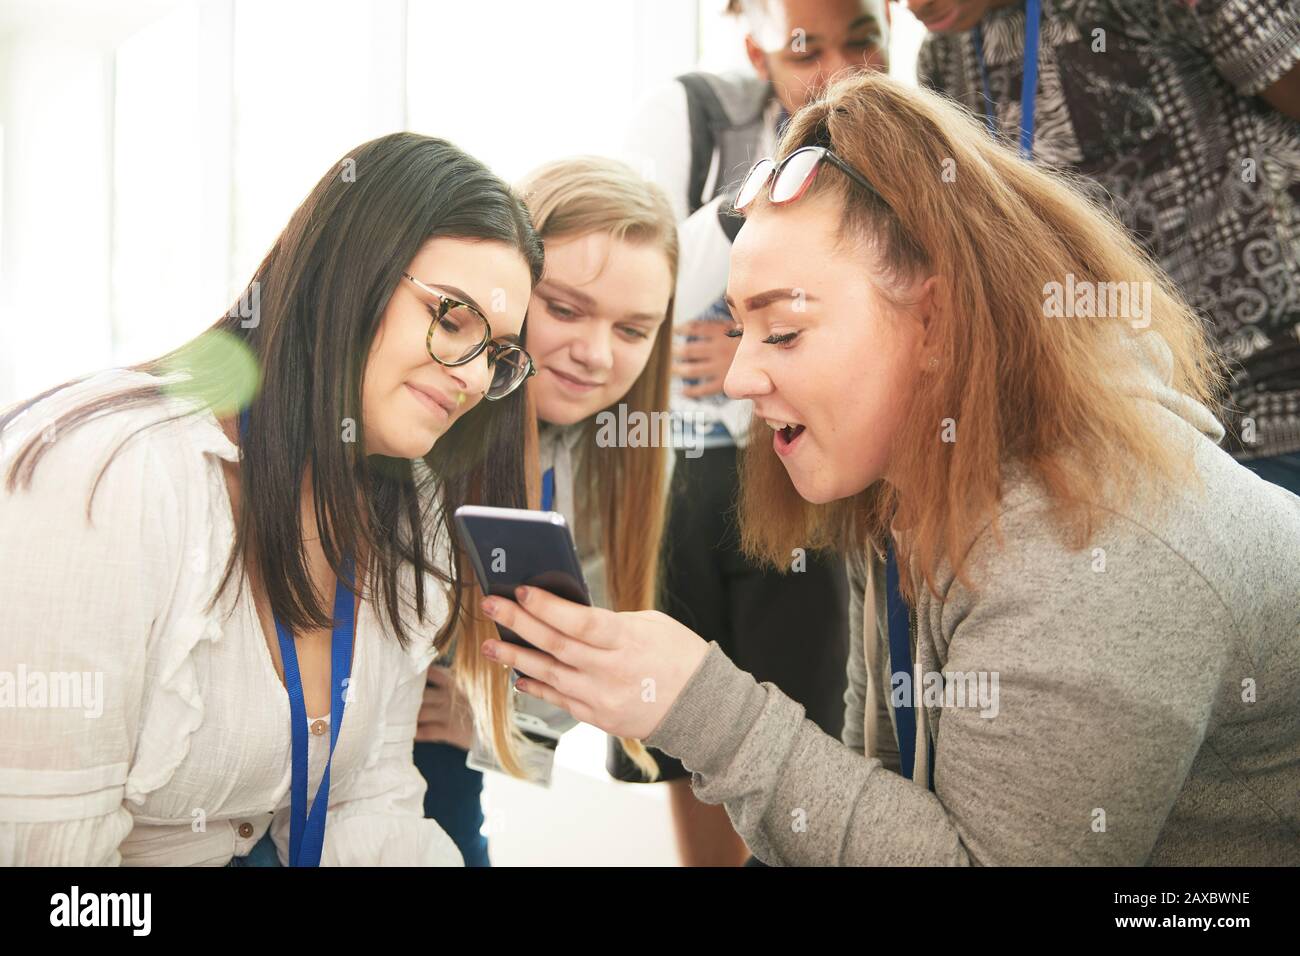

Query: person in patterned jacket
[909,0,1300,494]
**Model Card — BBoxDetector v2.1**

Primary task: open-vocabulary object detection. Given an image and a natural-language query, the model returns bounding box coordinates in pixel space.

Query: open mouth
[765,418,806,455]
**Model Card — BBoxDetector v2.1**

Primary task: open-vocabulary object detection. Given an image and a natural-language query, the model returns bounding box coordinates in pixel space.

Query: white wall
[0,0,186,402]
[0,28,114,402]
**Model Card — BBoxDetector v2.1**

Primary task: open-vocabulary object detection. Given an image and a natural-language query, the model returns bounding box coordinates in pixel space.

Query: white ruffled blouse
[0,369,462,866]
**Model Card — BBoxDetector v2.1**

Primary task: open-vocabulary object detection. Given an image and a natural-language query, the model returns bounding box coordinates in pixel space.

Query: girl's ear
[915,274,944,371]
[744,34,771,81]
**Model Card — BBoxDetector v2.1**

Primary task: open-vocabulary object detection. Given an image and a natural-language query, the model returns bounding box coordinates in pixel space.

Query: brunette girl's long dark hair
[1,131,544,652]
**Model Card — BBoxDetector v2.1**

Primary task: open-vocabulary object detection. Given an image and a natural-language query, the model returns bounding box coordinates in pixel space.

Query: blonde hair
[737,72,1225,603]
[455,157,678,779]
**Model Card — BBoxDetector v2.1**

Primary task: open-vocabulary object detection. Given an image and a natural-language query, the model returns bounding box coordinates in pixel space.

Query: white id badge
[465,673,576,786]
[467,723,559,786]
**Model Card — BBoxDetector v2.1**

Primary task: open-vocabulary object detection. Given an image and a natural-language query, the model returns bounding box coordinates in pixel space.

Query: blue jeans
[1242,451,1300,497]
[412,741,490,867]
[226,830,281,867]
[226,743,488,868]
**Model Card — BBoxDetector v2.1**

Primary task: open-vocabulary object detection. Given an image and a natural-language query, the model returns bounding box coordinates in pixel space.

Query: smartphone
[453,504,593,649]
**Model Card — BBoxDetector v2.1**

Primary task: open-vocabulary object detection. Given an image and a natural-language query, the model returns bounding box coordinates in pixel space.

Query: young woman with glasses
[0,132,543,866]
[472,73,1300,866]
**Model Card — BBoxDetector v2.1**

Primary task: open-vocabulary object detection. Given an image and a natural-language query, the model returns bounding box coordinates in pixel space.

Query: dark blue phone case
[453,506,593,650]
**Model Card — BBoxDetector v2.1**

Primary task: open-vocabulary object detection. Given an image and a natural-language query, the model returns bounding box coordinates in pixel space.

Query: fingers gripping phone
[452,504,593,650]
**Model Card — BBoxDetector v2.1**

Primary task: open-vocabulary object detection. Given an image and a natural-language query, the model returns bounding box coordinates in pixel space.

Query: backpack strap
[677,72,731,216]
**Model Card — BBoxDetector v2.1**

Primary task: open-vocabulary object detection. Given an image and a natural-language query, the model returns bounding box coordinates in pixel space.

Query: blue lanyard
[972,0,1041,159]
[885,542,934,791]
[239,408,357,866]
[541,466,555,512]
[275,557,355,866]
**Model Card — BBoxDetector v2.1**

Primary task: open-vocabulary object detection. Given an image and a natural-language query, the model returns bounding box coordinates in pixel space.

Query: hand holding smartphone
[452,504,593,650]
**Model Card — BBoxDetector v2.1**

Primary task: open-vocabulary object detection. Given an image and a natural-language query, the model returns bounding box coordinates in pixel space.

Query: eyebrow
[417,280,487,316]
[797,15,881,45]
[537,278,596,312]
[725,288,820,312]
[538,278,663,324]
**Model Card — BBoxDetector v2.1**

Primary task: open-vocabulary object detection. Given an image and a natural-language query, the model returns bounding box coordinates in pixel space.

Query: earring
[456,391,467,406]
[928,356,939,370]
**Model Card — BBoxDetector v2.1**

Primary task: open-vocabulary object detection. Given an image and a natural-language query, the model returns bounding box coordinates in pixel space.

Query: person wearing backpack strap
[617,0,890,866]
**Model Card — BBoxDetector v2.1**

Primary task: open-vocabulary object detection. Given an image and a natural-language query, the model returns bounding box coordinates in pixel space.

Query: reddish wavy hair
[736,72,1224,602]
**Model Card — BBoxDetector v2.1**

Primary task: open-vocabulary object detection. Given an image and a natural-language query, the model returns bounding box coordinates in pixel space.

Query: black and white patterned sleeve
[1186,0,1300,95]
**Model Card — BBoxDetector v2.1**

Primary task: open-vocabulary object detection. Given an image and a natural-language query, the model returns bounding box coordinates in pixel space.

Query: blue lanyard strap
[276,555,355,867]
[972,0,1041,160]
[884,542,934,791]
[239,406,357,866]
[541,466,555,513]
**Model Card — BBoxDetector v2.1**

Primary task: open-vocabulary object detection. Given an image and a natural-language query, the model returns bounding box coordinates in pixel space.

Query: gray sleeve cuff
[644,641,767,773]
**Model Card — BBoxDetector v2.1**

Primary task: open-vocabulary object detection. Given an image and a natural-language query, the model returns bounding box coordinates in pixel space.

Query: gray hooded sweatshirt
[644,331,1300,865]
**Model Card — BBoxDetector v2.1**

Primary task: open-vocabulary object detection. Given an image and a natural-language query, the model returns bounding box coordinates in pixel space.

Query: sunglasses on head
[732,145,881,214]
